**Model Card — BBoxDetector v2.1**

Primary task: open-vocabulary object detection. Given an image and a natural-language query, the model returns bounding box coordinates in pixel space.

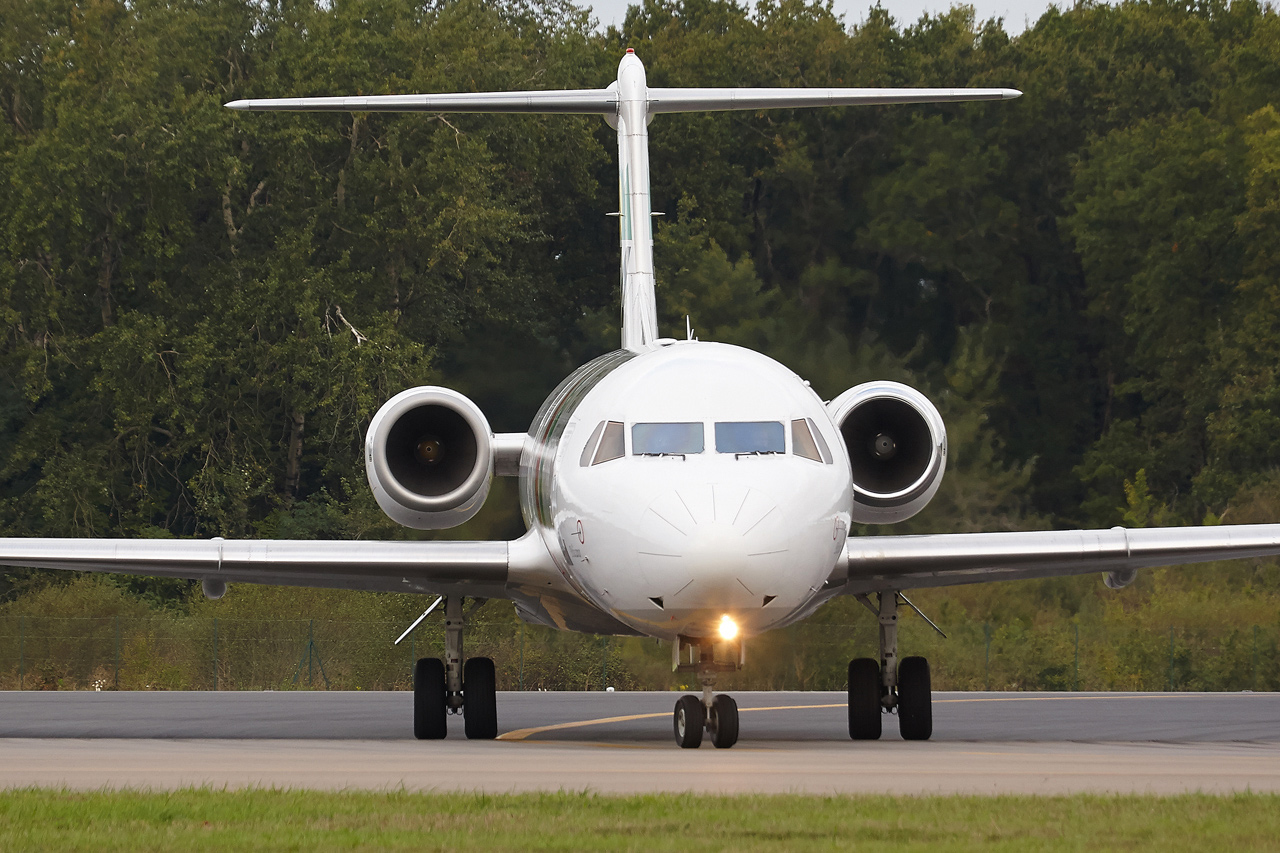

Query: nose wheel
[672,692,740,749]
[707,694,739,748]
[673,695,705,748]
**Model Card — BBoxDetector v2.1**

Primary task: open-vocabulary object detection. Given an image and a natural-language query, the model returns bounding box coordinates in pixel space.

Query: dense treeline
[3,0,1280,683]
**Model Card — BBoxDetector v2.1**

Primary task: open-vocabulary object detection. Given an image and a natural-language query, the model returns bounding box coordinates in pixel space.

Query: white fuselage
[520,340,852,642]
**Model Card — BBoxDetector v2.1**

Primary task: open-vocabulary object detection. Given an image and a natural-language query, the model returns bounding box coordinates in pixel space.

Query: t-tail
[226,51,1020,352]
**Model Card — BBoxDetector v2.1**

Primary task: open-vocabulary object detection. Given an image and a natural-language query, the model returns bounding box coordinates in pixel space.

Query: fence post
[288,621,329,689]
[1073,622,1079,692]
[18,616,24,690]
[601,636,608,690]
[518,622,525,691]
[1167,626,1175,691]
[113,615,120,690]
[213,618,218,691]
[984,623,991,690]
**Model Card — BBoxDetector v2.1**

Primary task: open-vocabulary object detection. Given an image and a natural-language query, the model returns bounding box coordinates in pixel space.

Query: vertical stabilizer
[615,51,659,351]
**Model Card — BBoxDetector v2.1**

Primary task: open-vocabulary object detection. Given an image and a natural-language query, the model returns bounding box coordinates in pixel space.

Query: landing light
[718,615,738,641]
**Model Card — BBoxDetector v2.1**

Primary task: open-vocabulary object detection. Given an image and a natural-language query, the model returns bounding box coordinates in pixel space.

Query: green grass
[1,789,1278,851]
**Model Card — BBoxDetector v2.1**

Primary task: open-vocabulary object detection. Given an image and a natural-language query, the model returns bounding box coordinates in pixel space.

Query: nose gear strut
[671,635,743,748]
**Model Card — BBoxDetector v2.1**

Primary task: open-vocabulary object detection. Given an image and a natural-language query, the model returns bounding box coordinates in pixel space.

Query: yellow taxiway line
[496,692,1237,741]
[498,703,845,741]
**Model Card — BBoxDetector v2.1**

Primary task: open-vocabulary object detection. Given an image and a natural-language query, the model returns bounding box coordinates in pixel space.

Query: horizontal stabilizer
[648,87,1021,113]
[225,87,1020,115]
[225,90,618,114]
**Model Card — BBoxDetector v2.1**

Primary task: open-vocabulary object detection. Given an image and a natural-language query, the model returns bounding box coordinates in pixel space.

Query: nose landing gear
[672,636,742,748]
[848,591,936,741]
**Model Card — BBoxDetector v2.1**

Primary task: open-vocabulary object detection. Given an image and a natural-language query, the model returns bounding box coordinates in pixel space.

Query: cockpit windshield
[632,422,704,455]
[715,421,784,454]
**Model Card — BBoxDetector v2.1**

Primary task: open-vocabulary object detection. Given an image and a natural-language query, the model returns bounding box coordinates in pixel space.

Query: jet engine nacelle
[365,387,494,529]
[828,381,947,524]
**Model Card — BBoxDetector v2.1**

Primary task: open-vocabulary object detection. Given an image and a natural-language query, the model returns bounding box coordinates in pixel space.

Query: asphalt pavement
[3,689,1278,742]
[3,690,1278,794]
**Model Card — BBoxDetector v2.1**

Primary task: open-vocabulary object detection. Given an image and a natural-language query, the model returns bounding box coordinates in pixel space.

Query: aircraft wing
[838,523,1280,594]
[0,536,515,597]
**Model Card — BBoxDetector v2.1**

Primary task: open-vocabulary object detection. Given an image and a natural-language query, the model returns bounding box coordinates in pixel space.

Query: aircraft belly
[508,584,642,636]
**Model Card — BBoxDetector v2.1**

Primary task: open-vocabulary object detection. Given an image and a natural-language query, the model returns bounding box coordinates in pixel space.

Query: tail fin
[228,53,1020,352]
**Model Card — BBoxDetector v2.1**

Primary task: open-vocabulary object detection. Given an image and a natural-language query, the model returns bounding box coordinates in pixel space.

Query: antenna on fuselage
[225,56,1020,354]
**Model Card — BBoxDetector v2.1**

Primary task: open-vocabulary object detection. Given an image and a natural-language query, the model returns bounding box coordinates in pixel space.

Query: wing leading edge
[837,523,1280,595]
[0,534,538,597]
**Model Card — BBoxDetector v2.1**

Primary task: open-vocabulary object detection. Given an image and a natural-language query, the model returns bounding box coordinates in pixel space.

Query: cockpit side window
[579,421,606,467]
[792,418,832,463]
[593,421,626,464]
[808,418,832,463]
[715,421,784,454]
[581,421,626,466]
[632,422,704,455]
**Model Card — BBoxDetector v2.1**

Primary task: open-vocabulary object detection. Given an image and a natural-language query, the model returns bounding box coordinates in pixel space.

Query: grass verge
[2,789,1278,851]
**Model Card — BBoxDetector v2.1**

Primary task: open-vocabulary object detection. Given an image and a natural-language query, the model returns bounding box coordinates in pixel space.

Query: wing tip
[225,99,251,111]
[1002,88,1024,100]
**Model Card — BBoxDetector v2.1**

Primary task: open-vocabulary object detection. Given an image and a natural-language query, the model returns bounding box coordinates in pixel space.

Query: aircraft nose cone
[636,484,787,610]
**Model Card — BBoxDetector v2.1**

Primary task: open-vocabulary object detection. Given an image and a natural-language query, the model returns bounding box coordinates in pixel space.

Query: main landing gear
[848,591,936,741]
[413,596,497,740]
[672,636,742,749]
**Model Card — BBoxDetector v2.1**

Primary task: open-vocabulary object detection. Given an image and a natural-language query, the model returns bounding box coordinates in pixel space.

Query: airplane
[5,50,1280,749]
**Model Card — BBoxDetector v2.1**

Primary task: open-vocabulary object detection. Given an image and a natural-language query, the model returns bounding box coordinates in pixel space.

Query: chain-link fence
[1,612,1276,692]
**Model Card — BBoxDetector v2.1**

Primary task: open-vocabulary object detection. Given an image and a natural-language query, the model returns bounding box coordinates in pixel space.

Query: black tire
[897,655,933,741]
[709,694,739,749]
[848,657,882,740]
[413,657,447,740]
[463,657,498,740]
[673,695,705,748]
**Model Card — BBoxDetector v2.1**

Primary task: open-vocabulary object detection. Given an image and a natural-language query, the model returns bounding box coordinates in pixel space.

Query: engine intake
[828,382,947,524]
[365,387,494,529]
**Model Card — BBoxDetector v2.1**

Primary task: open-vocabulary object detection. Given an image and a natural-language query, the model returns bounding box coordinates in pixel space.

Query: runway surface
[2,690,1278,794]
